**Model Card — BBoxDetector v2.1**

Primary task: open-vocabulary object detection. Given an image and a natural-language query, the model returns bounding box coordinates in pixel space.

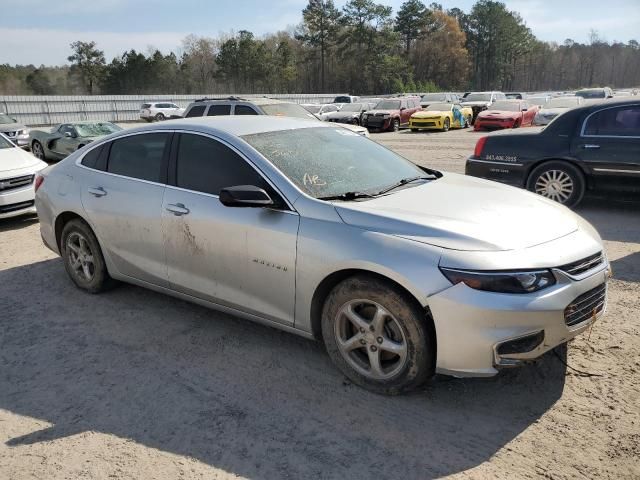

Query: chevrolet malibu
[35,117,610,394]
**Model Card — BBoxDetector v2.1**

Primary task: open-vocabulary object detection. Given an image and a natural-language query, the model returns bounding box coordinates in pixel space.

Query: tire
[155,113,165,122]
[526,161,586,207]
[443,118,450,132]
[464,116,471,128]
[321,275,435,395]
[60,219,118,293]
[391,118,400,132]
[411,128,419,132]
[31,140,45,160]
[351,118,360,125]
[513,119,521,128]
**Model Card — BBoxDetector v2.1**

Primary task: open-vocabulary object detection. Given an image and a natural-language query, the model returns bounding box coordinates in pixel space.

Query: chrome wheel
[534,170,574,203]
[66,232,95,282]
[32,142,44,160]
[334,299,408,380]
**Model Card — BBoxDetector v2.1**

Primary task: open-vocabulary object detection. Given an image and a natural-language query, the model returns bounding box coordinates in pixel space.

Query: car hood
[413,110,448,118]
[0,147,46,174]
[325,111,359,120]
[478,110,519,119]
[0,123,26,133]
[333,173,579,252]
[365,109,399,115]
[461,101,491,107]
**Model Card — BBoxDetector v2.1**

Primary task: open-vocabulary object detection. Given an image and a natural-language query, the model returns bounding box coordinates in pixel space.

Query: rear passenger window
[584,107,640,137]
[81,145,104,169]
[207,105,231,116]
[185,105,206,117]
[235,105,258,116]
[107,133,169,182]
[176,134,268,195]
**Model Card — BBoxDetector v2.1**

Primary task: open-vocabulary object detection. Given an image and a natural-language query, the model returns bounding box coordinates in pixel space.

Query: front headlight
[19,128,30,136]
[439,267,556,294]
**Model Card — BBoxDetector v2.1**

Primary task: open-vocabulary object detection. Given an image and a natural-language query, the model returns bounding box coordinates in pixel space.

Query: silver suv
[35,116,608,394]
[0,113,30,148]
[182,97,370,137]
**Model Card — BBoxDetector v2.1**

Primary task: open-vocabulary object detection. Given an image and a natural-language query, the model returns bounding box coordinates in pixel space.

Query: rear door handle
[166,203,190,216]
[582,144,601,149]
[88,186,107,197]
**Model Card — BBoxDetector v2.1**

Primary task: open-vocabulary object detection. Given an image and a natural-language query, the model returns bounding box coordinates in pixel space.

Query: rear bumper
[428,264,610,377]
[465,157,527,188]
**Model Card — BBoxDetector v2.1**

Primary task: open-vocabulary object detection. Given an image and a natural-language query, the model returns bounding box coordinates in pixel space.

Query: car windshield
[243,127,426,199]
[425,103,452,111]
[75,122,121,137]
[333,96,351,103]
[547,98,580,108]
[375,100,401,110]
[303,105,322,114]
[341,103,364,112]
[261,103,317,120]
[490,102,521,111]
[0,115,17,125]
[0,134,14,149]
[576,89,606,99]
[465,93,491,101]
[421,93,447,101]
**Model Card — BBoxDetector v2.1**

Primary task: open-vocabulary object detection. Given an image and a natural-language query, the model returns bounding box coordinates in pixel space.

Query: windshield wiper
[318,191,375,201]
[374,175,436,196]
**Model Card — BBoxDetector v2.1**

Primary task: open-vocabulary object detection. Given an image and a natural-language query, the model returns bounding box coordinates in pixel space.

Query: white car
[140,102,185,122]
[0,133,47,219]
[301,103,341,121]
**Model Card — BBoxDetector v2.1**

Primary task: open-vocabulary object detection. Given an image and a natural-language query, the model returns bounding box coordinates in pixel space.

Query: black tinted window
[107,133,169,182]
[207,105,231,116]
[185,105,206,117]
[81,145,104,169]
[584,106,640,137]
[176,134,267,195]
[235,105,258,116]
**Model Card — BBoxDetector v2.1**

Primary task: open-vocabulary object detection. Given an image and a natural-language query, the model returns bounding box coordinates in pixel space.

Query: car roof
[121,116,330,137]
[189,97,292,106]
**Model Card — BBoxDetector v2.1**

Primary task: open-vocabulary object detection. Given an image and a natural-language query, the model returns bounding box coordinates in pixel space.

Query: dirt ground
[0,127,638,479]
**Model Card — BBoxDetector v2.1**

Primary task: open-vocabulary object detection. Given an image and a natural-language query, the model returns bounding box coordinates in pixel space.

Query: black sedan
[466,99,640,207]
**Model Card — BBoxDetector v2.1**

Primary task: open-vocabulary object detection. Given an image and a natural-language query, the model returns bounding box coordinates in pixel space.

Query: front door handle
[166,203,190,216]
[582,144,601,149]
[88,186,107,197]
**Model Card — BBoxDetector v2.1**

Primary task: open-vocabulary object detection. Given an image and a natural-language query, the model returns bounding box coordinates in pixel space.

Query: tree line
[1,0,639,96]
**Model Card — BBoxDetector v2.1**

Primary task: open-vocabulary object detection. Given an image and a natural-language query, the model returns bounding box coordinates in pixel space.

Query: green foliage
[67,41,106,94]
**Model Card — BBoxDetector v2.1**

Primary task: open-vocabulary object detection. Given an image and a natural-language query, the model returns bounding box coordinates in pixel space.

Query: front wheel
[31,140,45,160]
[442,118,450,132]
[61,219,118,293]
[322,275,435,395]
[391,119,400,132]
[527,161,586,207]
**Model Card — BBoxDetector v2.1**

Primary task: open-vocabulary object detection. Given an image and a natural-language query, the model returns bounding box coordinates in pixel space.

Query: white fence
[0,94,348,126]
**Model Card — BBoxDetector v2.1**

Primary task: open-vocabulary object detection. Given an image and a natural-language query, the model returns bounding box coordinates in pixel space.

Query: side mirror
[522,108,528,112]
[400,107,406,111]
[219,185,274,208]
[64,132,73,138]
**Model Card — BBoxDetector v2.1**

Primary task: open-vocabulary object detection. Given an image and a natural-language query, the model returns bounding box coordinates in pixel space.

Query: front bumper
[428,263,610,377]
[474,119,515,130]
[363,116,391,131]
[410,118,444,130]
[0,183,37,219]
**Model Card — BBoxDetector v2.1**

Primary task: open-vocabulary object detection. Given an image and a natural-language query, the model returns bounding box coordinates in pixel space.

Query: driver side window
[59,124,75,137]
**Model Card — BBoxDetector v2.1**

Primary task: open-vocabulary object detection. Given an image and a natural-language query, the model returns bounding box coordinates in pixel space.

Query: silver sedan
[35,117,610,394]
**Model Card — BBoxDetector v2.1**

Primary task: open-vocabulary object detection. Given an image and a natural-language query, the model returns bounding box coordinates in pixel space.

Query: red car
[474,100,539,131]
[362,97,422,132]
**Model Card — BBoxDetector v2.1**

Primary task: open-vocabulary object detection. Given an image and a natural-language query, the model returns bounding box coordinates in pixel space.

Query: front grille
[0,200,35,214]
[558,252,604,276]
[365,117,386,127]
[413,121,436,126]
[564,283,607,327]
[0,174,34,192]
[3,130,18,138]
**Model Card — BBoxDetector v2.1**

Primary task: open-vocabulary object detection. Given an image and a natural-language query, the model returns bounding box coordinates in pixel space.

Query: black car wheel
[155,113,165,122]
[31,140,45,160]
[527,161,586,207]
[391,119,400,132]
[442,118,450,132]
[322,275,435,395]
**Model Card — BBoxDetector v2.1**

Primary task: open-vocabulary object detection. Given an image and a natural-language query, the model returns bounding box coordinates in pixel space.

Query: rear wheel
[442,118,450,132]
[527,161,586,207]
[61,219,117,293]
[155,113,165,122]
[31,141,45,160]
[464,116,471,128]
[322,275,435,395]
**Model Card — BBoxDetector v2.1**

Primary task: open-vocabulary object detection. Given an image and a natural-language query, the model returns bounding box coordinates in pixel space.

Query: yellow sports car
[409,103,473,132]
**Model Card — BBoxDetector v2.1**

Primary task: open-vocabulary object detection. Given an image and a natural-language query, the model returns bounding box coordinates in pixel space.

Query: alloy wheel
[334,299,408,380]
[32,142,44,160]
[534,169,574,203]
[66,232,96,282]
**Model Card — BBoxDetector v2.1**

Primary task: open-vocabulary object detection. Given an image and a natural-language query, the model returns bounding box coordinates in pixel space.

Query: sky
[1,0,639,66]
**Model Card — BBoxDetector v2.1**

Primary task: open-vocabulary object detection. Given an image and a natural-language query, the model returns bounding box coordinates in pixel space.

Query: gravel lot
[1,126,638,479]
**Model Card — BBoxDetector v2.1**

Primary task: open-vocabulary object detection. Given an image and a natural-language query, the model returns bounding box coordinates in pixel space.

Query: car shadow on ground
[1,258,568,479]
[0,214,39,233]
